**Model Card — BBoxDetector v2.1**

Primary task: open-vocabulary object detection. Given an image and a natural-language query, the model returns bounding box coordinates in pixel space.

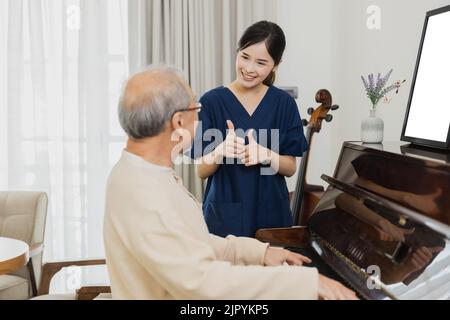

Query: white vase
[361,109,384,143]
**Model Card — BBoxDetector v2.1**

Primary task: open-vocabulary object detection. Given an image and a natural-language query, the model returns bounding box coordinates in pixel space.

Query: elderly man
[103,65,357,300]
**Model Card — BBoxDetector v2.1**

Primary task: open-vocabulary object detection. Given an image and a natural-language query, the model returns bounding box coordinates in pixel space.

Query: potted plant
[360,69,406,143]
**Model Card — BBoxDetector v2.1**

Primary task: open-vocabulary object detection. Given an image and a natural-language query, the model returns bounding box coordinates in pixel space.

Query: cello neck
[291,125,314,225]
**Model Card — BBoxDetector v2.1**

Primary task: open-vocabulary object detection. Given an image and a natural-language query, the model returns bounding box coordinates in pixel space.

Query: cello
[291,89,339,226]
[257,89,339,245]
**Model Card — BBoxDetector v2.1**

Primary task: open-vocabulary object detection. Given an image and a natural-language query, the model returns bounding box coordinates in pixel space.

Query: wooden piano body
[257,141,450,299]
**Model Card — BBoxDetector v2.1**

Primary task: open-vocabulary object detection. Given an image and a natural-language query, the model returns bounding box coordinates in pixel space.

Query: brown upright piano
[257,141,450,299]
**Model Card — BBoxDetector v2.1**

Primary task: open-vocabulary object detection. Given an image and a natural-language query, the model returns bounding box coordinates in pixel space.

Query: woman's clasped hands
[213,120,272,166]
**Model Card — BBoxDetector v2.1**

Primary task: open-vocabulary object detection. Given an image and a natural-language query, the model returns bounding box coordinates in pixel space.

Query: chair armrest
[38,258,106,295]
[76,285,111,300]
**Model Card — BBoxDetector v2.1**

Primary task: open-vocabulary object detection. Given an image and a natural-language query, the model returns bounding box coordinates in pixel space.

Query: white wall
[275,0,335,190]
[275,0,450,190]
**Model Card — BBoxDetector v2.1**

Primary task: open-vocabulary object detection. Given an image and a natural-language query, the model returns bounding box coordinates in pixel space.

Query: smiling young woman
[191,21,308,238]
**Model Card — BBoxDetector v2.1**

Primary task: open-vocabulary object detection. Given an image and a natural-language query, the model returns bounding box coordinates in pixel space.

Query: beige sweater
[103,150,318,299]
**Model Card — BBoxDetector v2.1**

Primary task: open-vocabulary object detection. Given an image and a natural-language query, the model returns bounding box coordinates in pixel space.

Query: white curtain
[0,0,276,292]
[128,0,277,200]
[0,0,129,292]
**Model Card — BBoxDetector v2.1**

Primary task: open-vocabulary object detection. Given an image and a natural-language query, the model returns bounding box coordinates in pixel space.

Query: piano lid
[333,142,450,225]
[309,142,450,299]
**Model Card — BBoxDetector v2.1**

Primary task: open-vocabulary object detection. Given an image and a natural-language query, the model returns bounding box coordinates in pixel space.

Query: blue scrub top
[191,85,308,237]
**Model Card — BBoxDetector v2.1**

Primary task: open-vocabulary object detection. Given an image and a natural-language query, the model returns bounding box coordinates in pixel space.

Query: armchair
[0,191,47,300]
[35,258,111,300]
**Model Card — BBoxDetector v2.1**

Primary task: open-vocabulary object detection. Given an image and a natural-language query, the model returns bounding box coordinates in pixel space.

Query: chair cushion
[31,292,112,300]
[93,293,112,300]
[0,275,30,300]
[31,293,76,300]
[0,192,47,244]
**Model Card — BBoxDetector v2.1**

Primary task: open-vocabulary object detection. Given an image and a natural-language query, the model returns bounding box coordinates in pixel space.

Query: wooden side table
[0,237,29,275]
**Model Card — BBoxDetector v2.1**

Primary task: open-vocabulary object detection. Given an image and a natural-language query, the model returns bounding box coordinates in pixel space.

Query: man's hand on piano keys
[263,246,312,266]
[318,275,359,300]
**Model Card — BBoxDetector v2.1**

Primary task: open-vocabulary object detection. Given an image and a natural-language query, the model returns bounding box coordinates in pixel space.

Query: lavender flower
[361,75,369,91]
[368,73,374,91]
[375,73,381,91]
[361,68,405,109]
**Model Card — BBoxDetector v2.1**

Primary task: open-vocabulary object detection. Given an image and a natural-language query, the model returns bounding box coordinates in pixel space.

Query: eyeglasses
[174,102,202,115]
[182,102,202,113]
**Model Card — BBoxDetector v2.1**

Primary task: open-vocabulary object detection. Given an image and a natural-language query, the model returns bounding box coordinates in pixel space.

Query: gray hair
[118,65,191,139]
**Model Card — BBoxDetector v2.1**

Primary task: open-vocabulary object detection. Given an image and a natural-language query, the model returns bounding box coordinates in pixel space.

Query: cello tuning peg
[325,114,333,122]
[307,107,314,115]
[302,119,309,127]
[331,104,339,111]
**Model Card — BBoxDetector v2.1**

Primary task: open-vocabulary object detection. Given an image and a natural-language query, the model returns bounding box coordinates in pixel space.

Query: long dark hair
[238,21,286,86]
